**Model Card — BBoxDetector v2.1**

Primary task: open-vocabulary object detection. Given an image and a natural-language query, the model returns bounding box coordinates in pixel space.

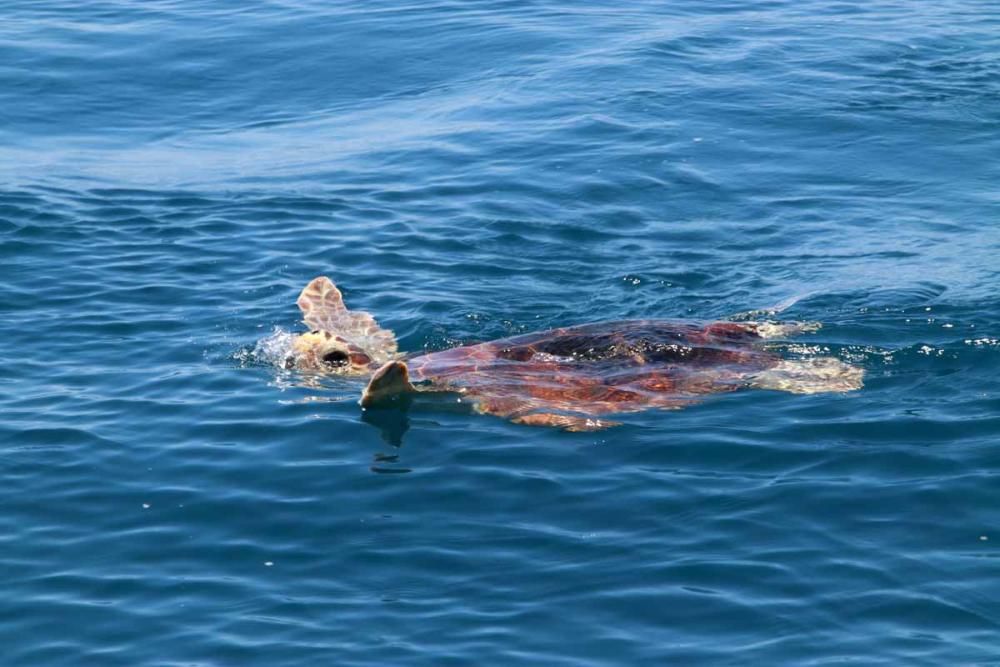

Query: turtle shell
[404,320,780,425]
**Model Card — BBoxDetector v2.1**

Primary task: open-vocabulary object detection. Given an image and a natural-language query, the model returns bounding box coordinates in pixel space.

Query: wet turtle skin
[403,320,781,424]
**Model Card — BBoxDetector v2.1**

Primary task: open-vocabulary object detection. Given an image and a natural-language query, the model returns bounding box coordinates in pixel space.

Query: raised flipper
[751,357,863,394]
[360,360,417,407]
[297,276,398,360]
[297,276,346,329]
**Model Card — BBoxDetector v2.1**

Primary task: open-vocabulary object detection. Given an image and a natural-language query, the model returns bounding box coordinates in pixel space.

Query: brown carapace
[287,277,863,431]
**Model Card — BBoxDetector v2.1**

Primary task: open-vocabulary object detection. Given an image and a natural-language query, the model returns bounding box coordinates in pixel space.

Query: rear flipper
[360,361,417,407]
[751,357,863,394]
[750,321,822,339]
[729,292,817,321]
[472,396,622,432]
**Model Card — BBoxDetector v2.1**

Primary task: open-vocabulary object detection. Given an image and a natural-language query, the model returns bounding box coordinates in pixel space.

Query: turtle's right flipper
[471,395,622,432]
[360,361,417,407]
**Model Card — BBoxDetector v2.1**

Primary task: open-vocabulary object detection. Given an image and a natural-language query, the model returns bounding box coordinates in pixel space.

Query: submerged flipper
[510,413,621,432]
[751,357,863,394]
[361,361,417,407]
[469,395,622,432]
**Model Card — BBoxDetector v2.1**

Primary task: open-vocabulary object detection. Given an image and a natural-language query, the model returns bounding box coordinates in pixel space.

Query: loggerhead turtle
[287,276,863,431]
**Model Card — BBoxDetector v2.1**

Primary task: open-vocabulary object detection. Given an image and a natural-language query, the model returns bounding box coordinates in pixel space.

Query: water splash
[245,327,296,369]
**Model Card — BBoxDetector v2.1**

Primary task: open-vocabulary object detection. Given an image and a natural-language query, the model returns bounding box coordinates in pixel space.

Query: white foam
[247,327,297,368]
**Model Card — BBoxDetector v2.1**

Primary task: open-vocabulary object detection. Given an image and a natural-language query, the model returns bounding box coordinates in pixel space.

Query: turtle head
[286,329,377,376]
[286,277,400,375]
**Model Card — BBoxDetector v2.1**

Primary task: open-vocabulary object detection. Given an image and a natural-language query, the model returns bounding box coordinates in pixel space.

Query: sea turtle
[287,276,863,431]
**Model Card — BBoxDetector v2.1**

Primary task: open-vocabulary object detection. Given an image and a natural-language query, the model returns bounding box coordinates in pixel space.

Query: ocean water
[2,0,999,664]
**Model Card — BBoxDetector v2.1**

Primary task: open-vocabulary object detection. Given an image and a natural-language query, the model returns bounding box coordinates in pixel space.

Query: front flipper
[471,396,622,432]
[297,276,347,329]
[510,413,621,432]
[360,361,417,407]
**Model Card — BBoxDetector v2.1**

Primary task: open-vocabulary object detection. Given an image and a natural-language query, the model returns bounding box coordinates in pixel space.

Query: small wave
[964,337,1000,348]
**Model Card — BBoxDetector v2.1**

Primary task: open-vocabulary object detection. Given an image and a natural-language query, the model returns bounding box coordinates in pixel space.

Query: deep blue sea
[3,1,1000,664]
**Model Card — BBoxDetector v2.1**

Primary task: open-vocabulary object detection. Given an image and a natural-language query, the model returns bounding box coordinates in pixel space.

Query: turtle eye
[322,350,349,368]
[311,330,320,335]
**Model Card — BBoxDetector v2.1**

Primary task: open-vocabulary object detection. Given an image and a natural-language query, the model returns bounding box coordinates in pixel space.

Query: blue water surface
[2,1,999,664]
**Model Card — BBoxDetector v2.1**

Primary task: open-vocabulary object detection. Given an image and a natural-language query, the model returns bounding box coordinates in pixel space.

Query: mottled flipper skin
[289,277,399,374]
[296,276,347,332]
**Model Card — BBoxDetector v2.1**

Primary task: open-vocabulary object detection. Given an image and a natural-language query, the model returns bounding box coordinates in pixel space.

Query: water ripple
[2,0,1000,663]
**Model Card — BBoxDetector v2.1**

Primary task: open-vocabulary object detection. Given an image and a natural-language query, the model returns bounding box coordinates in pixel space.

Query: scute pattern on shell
[406,320,779,423]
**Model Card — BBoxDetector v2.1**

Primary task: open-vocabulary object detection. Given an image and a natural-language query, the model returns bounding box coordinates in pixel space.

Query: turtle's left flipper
[751,357,863,394]
[510,413,621,432]
[360,361,417,407]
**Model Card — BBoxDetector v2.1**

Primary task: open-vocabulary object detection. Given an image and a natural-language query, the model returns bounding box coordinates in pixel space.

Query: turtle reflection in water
[286,277,862,432]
